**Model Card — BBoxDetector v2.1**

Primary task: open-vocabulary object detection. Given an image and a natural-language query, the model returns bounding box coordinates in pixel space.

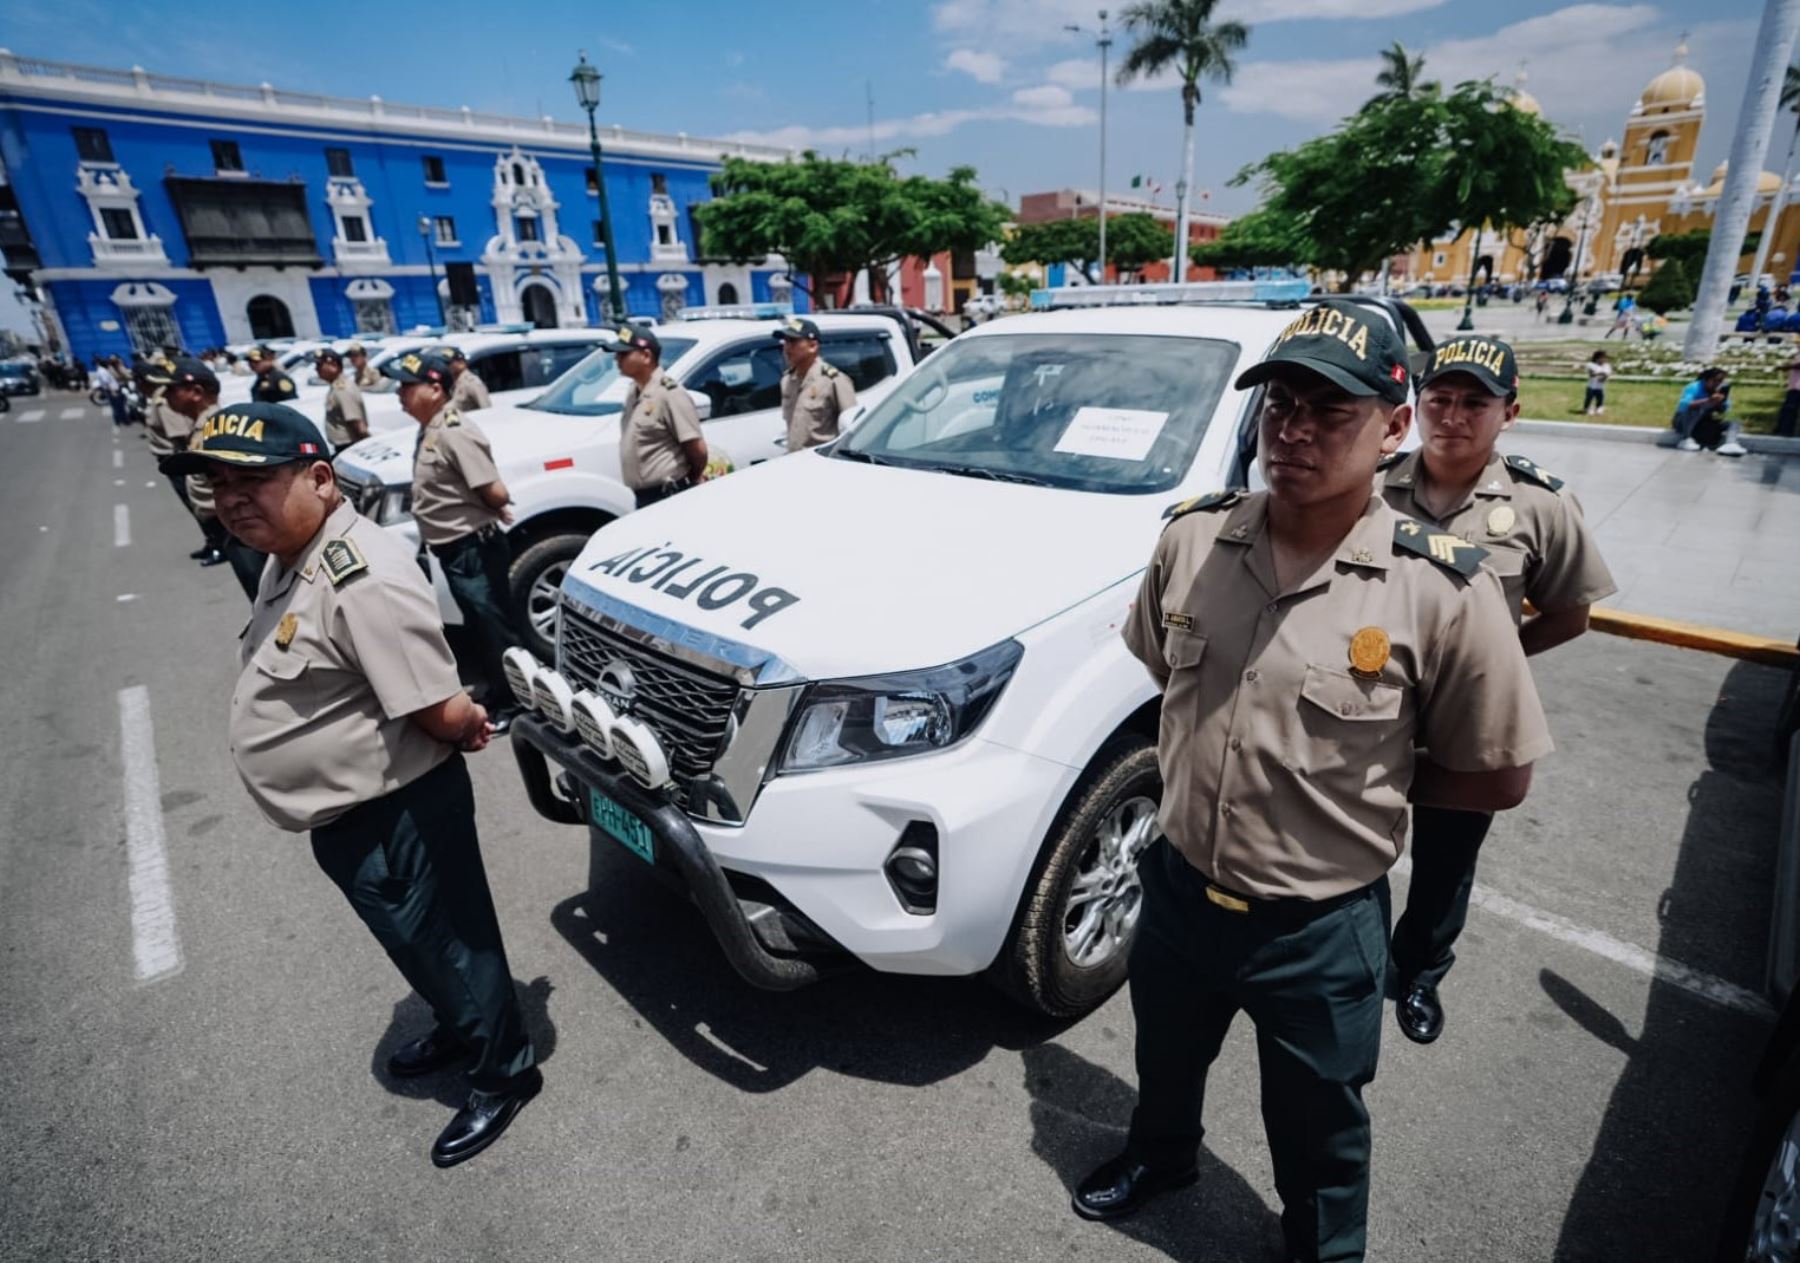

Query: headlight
[378,484,413,524]
[778,639,1023,774]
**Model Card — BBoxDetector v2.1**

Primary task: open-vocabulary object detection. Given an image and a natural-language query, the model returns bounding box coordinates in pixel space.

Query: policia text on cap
[1073,300,1552,1263]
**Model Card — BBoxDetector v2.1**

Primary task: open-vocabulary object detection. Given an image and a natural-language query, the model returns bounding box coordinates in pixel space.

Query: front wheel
[508,532,593,661]
[990,737,1161,1019]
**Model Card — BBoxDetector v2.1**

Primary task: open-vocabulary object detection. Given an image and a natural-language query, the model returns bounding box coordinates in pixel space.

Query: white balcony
[89,232,169,268]
[333,237,391,269]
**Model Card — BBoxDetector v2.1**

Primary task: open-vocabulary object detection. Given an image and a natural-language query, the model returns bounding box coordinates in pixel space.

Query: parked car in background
[0,359,44,396]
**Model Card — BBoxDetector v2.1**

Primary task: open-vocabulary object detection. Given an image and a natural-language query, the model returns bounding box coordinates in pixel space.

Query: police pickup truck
[331,309,920,658]
[503,283,1434,1018]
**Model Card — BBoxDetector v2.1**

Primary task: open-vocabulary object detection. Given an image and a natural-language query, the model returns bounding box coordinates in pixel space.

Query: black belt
[426,523,504,557]
[1199,875,1378,923]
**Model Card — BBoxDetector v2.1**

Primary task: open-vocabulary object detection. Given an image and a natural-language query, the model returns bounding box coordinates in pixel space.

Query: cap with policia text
[160,402,330,476]
[771,316,821,342]
[1417,335,1520,397]
[602,323,662,356]
[381,348,455,387]
[160,357,219,393]
[1234,299,1413,405]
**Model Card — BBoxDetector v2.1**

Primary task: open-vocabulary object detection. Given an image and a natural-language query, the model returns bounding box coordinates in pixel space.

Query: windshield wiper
[833,447,902,466]
[924,464,1053,487]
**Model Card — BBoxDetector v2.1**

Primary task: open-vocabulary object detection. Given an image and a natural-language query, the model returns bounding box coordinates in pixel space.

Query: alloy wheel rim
[527,561,570,640]
[1063,793,1159,969]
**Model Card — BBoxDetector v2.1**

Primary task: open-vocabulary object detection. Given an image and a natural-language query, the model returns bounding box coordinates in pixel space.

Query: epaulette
[1393,518,1487,577]
[1162,488,1243,521]
[660,374,679,390]
[821,364,839,378]
[1376,451,1407,471]
[320,537,369,587]
[1504,454,1564,492]
[444,408,462,428]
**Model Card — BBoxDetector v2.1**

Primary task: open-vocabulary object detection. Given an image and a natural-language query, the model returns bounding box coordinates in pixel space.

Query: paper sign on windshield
[1053,407,1169,462]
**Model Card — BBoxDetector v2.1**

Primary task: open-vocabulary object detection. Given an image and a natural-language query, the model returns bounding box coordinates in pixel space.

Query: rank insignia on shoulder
[275,612,298,649]
[1376,451,1407,471]
[660,375,680,390]
[444,409,462,428]
[320,537,369,587]
[1163,488,1243,521]
[1504,454,1564,491]
[1394,518,1487,576]
[822,364,839,378]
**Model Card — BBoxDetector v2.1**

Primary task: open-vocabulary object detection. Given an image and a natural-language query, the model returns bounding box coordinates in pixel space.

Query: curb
[1587,608,1799,668]
[1512,419,1800,455]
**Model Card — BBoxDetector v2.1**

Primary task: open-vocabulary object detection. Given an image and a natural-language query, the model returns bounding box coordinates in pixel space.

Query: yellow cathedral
[1401,43,1798,290]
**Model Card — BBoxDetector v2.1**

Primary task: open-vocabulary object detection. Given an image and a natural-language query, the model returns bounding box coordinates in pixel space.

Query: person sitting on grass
[1669,368,1747,457]
[1583,350,1612,416]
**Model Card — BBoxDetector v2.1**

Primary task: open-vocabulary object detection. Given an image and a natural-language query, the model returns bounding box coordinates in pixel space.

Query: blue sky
[0,0,1766,216]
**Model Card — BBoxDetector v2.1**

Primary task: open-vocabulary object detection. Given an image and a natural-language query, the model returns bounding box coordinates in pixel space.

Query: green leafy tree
[996,271,1037,302]
[1002,218,1101,278]
[1638,257,1695,314]
[696,153,1009,302]
[1105,213,1177,276]
[1192,205,1316,270]
[1368,41,1437,105]
[1115,0,1250,282]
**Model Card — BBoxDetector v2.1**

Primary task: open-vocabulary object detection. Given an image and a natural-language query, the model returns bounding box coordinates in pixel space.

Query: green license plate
[589,786,655,865]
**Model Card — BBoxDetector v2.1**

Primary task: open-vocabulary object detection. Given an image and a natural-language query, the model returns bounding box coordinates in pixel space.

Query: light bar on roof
[1030,279,1314,310]
[677,302,795,321]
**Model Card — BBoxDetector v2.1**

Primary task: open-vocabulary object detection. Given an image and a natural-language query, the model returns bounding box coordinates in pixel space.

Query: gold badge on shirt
[1348,626,1390,677]
[1487,505,1516,536]
[275,613,298,649]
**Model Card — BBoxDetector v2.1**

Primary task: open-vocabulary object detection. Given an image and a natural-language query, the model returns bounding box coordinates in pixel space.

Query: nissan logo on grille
[596,660,637,713]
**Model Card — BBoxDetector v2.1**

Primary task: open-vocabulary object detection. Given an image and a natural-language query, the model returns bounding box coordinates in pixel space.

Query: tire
[990,737,1162,1020]
[508,532,593,661]
[1718,1087,1800,1261]
[88,387,106,406]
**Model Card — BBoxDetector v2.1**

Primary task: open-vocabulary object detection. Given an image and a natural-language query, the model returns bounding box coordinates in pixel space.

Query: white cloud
[947,48,1008,84]
[1012,84,1074,109]
[1045,58,1098,91]
[725,97,1097,152]
[932,0,1445,47]
[1222,0,1443,19]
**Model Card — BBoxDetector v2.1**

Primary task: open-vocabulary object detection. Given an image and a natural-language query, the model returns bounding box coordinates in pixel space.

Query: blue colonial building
[0,50,803,362]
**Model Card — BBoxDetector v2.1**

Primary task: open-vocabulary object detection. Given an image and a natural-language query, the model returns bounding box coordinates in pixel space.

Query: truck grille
[335,470,383,518]
[558,606,743,810]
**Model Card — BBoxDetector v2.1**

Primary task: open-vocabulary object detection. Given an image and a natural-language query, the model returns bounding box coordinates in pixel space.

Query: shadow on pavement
[1552,658,1787,1261]
[1021,1042,1285,1263]
[368,976,558,1108]
[549,849,1074,1093]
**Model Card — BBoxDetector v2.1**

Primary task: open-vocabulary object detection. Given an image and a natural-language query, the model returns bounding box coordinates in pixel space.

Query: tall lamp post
[1065,12,1111,285]
[572,51,627,326]
[417,214,446,327]
[1558,194,1595,325]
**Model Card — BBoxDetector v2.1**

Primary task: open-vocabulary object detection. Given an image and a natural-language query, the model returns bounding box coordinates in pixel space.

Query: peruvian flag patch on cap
[1390,364,1407,382]
[299,442,319,454]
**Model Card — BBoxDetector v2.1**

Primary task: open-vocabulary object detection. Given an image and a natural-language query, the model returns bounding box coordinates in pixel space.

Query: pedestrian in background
[1583,350,1612,416]
[774,316,857,452]
[1777,338,1800,439]
[162,401,542,1169]
[316,348,369,451]
[347,342,382,389]
[160,357,267,596]
[609,324,708,508]
[445,347,492,412]
[247,346,297,403]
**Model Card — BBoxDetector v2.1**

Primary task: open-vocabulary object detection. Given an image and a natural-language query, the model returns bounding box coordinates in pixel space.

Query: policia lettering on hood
[588,543,800,630]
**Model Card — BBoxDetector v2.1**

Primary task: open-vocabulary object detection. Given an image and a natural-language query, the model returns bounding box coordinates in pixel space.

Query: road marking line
[16,408,44,423]
[114,504,130,547]
[117,594,137,603]
[1393,856,1773,1018]
[118,686,182,983]
[113,479,125,487]
[112,450,123,468]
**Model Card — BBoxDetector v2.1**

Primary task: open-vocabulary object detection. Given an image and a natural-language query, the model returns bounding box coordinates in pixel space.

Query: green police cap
[381,348,456,387]
[601,323,662,356]
[1417,335,1520,397]
[160,401,330,476]
[1234,300,1412,405]
[771,316,821,342]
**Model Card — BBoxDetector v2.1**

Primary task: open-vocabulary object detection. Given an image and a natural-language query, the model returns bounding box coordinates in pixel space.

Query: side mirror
[686,388,713,422]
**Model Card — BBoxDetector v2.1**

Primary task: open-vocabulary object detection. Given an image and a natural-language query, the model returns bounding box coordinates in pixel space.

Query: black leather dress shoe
[1397,980,1445,1044]
[1072,1153,1199,1221]
[431,1066,542,1168]
[188,545,213,559]
[197,548,228,567]
[386,1029,469,1078]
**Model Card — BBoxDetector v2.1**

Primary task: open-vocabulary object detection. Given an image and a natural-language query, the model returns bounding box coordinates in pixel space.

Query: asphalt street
[0,395,1791,1262]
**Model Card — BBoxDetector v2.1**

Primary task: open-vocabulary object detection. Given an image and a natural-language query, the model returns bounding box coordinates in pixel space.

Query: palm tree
[1369,41,1434,104]
[1746,62,1800,291]
[1115,0,1250,283]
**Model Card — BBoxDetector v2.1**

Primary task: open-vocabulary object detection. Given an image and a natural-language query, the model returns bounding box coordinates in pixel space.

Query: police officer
[315,348,369,451]
[1378,335,1616,1045]
[160,357,268,597]
[445,347,492,412]
[346,342,382,389]
[609,324,708,508]
[773,316,855,451]
[163,402,541,1167]
[1075,301,1554,1262]
[384,350,523,733]
[246,345,297,403]
[139,358,217,561]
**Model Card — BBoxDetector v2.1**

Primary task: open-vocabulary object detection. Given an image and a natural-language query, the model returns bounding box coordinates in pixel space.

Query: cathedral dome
[1640,44,1703,109]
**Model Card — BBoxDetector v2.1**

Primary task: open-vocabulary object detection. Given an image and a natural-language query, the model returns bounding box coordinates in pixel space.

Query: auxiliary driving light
[569,690,616,759]
[609,716,672,791]
[501,647,539,708]
[529,666,576,733]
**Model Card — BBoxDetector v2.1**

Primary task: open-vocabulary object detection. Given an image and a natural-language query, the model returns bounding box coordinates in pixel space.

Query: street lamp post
[572,52,627,326]
[1065,13,1111,285]
[1557,204,1591,325]
[417,214,446,326]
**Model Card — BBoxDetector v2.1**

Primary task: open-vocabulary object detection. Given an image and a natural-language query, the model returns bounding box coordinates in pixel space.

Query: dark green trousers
[311,754,535,1090]
[434,528,522,708]
[1389,805,1494,990]
[1125,840,1389,1263]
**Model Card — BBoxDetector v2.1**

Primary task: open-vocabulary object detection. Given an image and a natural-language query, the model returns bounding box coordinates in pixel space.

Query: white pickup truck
[331,310,921,658]
[503,288,1435,1018]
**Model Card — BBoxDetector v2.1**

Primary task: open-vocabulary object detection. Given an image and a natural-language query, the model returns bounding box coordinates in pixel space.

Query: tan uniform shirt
[411,405,504,548]
[619,373,703,490]
[324,377,368,450]
[229,501,462,832]
[450,369,492,412]
[780,358,856,451]
[1122,491,1554,900]
[182,403,217,518]
[354,363,382,389]
[1379,451,1617,625]
[144,389,175,457]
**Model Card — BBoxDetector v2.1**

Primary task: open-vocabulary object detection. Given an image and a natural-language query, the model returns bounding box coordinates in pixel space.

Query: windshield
[527,339,697,416]
[837,332,1237,494]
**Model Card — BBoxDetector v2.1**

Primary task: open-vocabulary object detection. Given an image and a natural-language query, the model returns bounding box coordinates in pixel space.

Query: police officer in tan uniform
[315,348,369,451]
[609,324,709,508]
[445,347,492,412]
[385,349,524,732]
[139,358,216,561]
[1378,334,1616,1045]
[163,401,540,1168]
[774,316,856,451]
[247,345,298,404]
[1074,301,1554,1263]
[346,342,383,389]
[159,357,268,596]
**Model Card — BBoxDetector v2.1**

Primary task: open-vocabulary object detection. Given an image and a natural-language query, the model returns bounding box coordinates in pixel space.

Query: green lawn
[1517,375,1787,433]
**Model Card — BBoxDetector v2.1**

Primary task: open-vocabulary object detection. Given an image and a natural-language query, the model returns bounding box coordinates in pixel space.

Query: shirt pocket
[1162,626,1207,671]
[1294,663,1406,774]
